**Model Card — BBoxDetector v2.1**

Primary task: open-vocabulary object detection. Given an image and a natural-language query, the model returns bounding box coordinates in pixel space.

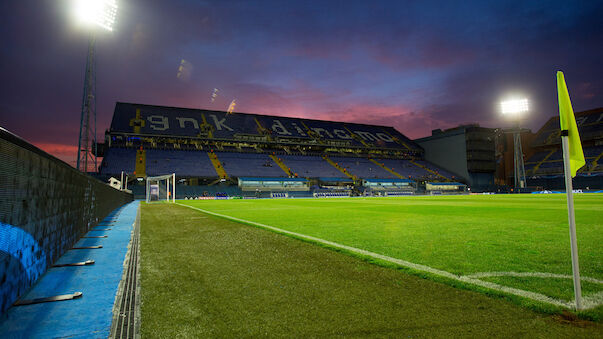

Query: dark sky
[1,0,602,165]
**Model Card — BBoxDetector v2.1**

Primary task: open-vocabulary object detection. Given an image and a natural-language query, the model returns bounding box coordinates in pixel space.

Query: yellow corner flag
[557,71,585,177]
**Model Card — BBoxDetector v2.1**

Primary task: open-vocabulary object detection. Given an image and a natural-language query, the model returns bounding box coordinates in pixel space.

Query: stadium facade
[99,102,463,198]
[99,103,603,196]
[415,125,496,191]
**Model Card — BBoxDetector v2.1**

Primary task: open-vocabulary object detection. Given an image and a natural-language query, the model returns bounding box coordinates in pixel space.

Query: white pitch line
[583,291,603,310]
[466,271,603,285]
[176,203,601,310]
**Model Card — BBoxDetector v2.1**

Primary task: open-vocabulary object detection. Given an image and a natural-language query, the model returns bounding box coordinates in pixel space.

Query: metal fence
[0,127,132,314]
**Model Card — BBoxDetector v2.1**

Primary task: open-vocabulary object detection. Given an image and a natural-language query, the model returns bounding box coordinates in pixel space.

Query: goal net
[146,174,176,203]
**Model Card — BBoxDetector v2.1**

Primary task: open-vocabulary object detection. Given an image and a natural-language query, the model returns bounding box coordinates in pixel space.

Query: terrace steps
[128,108,145,134]
[254,118,273,141]
[135,149,146,178]
[323,155,357,180]
[199,113,214,138]
[343,126,371,148]
[591,151,603,170]
[532,149,557,173]
[300,121,322,141]
[207,152,228,179]
[369,159,405,179]
[381,130,413,151]
[409,160,448,181]
[270,155,294,177]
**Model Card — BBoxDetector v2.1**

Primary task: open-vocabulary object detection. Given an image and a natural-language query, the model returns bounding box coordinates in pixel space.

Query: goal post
[145,173,176,203]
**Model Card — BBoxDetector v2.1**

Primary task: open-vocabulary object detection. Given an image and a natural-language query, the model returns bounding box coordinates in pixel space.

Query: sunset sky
[1,0,602,166]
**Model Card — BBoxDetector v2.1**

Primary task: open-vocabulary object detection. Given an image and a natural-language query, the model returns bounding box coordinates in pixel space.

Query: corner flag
[557,71,585,177]
[557,71,584,310]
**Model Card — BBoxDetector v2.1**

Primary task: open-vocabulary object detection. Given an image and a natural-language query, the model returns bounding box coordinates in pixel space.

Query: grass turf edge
[175,202,601,322]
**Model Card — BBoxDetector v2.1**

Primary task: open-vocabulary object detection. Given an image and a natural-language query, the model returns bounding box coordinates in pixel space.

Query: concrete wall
[417,133,469,182]
[0,128,132,314]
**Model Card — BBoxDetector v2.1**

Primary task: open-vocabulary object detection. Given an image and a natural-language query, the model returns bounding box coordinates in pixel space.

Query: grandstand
[99,102,461,197]
[524,107,603,189]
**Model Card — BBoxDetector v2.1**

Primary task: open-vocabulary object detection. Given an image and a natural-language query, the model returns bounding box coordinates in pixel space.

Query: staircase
[199,113,214,138]
[409,160,448,181]
[301,121,322,141]
[369,159,404,179]
[135,149,146,178]
[129,108,146,134]
[380,130,413,151]
[590,151,603,171]
[532,149,557,173]
[323,155,357,180]
[270,155,294,177]
[254,118,273,141]
[207,152,228,179]
[343,126,371,148]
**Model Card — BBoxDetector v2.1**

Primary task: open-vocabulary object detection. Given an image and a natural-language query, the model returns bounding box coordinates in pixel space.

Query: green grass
[178,194,603,319]
[140,203,603,337]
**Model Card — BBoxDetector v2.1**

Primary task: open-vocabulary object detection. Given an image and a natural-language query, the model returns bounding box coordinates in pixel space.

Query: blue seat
[216,152,287,177]
[99,148,136,175]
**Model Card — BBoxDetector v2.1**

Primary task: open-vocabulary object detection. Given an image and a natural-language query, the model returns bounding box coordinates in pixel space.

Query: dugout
[238,177,310,196]
[363,178,416,195]
[425,182,467,195]
[317,177,354,186]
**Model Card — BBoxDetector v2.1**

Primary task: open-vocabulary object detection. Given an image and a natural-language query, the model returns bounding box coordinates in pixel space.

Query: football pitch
[140,194,603,336]
[176,194,603,317]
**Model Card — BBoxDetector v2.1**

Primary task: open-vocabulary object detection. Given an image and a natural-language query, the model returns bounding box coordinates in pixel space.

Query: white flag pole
[561,132,582,310]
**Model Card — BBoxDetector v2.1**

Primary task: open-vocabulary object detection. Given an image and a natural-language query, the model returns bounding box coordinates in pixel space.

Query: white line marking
[175,203,602,310]
[466,272,603,285]
[583,291,603,310]
[582,292,603,310]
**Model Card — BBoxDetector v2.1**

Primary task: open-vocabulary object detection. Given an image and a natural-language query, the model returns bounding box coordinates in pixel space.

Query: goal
[145,174,176,203]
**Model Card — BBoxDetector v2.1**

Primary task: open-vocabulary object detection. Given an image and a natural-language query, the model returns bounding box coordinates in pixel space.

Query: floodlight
[74,0,118,31]
[499,97,528,189]
[74,0,118,172]
[500,98,529,115]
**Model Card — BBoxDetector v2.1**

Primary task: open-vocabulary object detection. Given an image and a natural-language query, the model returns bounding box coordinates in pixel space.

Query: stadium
[99,102,466,198]
[1,101,602,337]
[2,1,603,338]
[97,103,603,198]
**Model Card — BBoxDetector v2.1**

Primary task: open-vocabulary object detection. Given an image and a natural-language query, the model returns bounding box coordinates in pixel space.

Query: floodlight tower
[501,98,529,190]
[75,0,117,172]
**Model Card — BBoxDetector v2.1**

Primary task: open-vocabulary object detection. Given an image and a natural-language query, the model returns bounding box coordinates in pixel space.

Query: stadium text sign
[143,114,394,142]
[117,104,405,145]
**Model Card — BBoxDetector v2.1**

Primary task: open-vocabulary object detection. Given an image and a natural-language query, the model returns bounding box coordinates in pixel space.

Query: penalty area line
[176,203,586,310]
